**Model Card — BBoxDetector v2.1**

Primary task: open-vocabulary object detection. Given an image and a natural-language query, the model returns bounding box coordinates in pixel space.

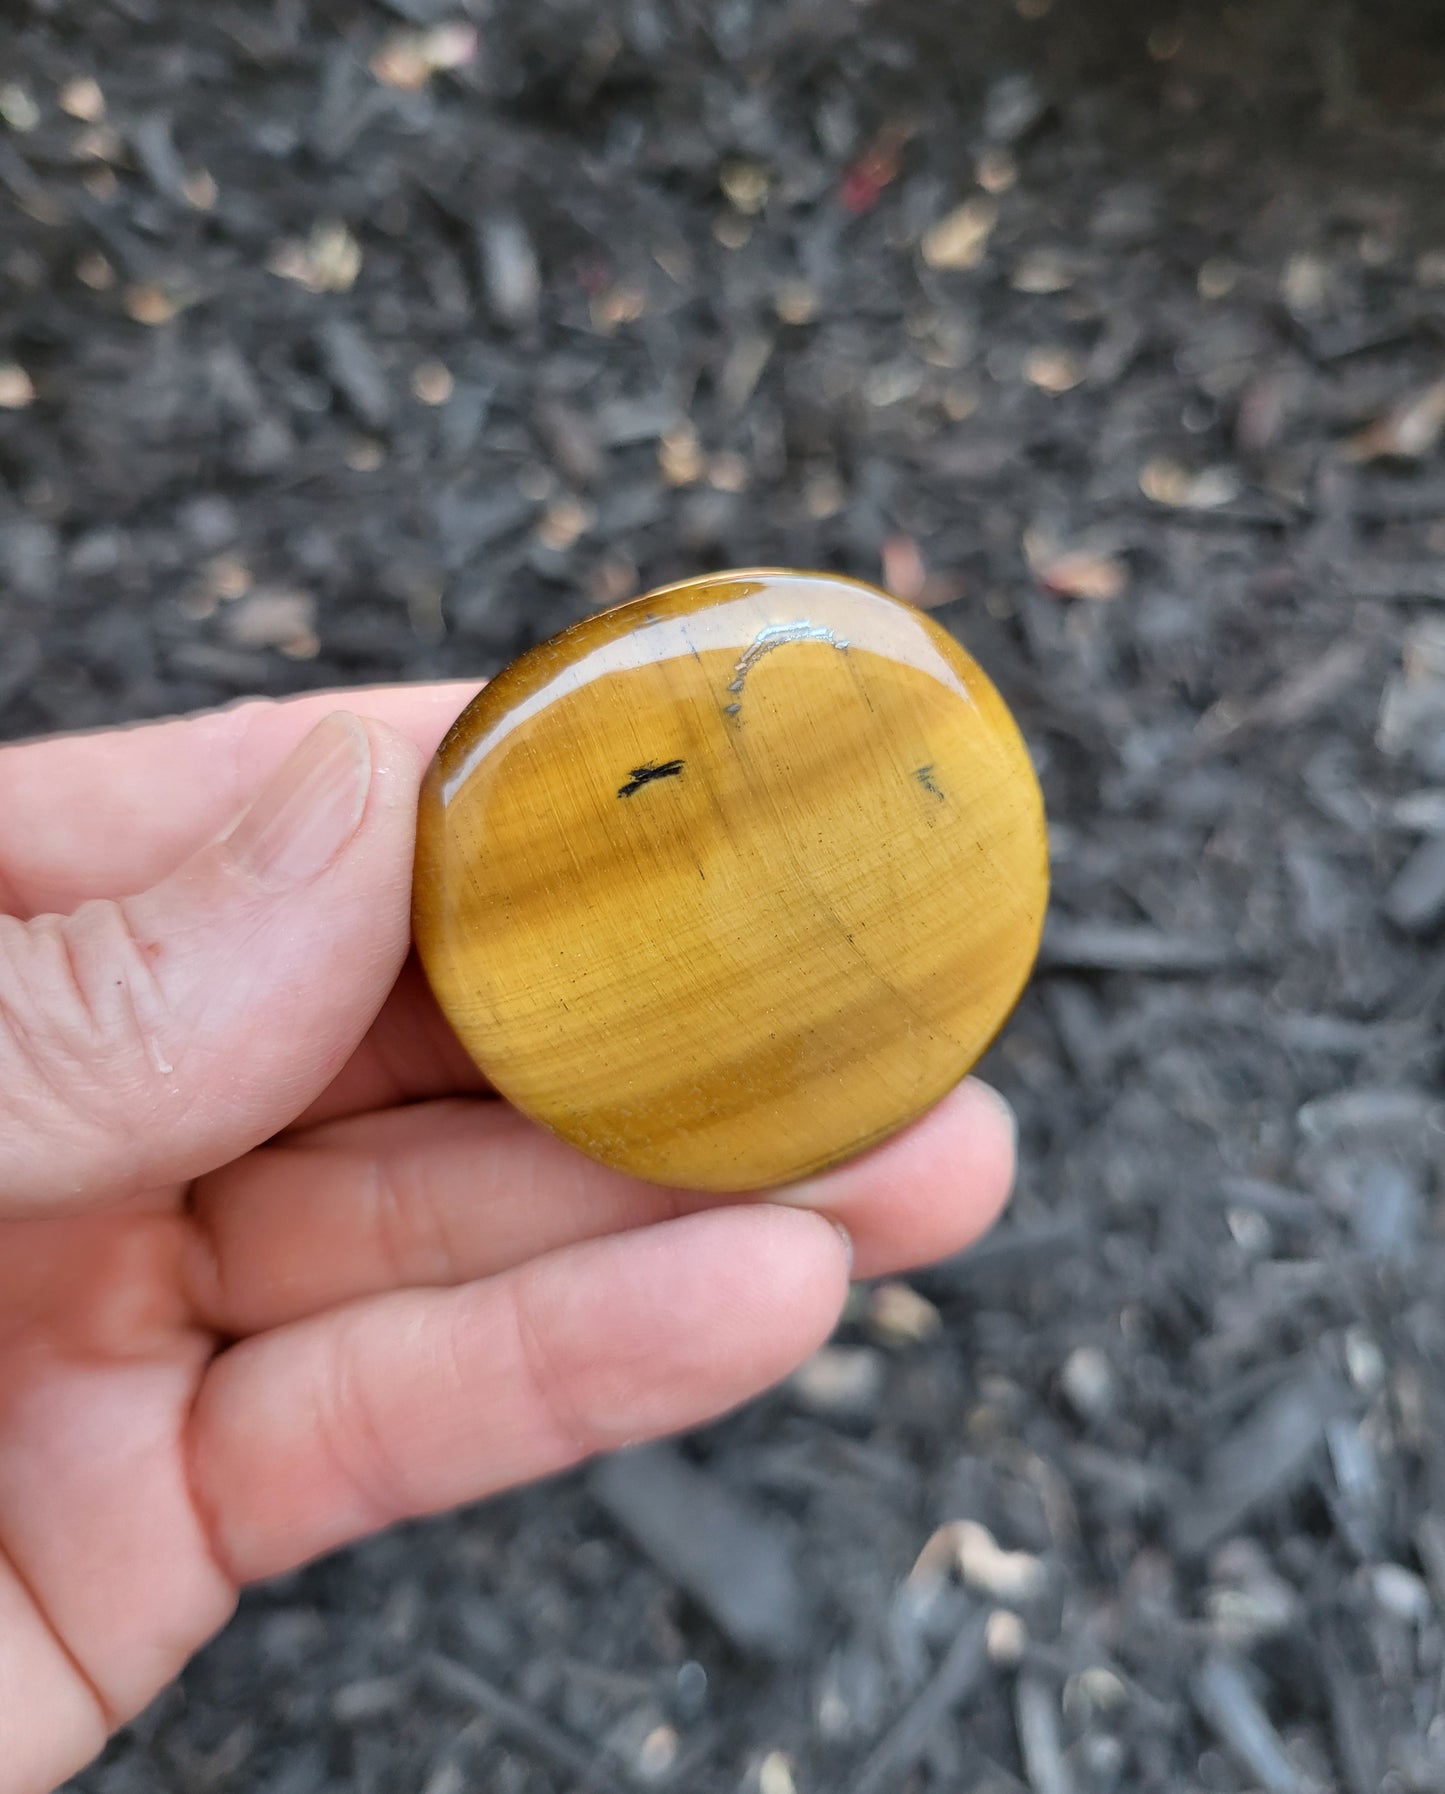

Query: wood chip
[588,553,637,608]
[953,1521,1047,1601]
[1192,1654,1307,1794]
[535,495,592,551]
[346,437,385,473]
[124,284,180,326]
[591,1444,808,1661]
[1060,1345,1115,1419]
[73,123,120,162]
[866,1280,941,1345]
[0,84,40,132]
[132,111,189,202]
[1282,252,1328,316]
[1383,835,1445,936]
[1347,378,1445,463]
[590,284,647,333]
[1024,348,1084,394]
[81,164,117,200]
[206,555,253,602]
[1194,635,1370,753]
[1198,257,1239,299]
[58,76,105,121]
[719,332,772,412]
[881,535,927,603]
[636,1723,678,1780]
[76,251,115,290]
[659,426,704,486]
[422,1655,632,1794]
[921,1220,1086,1292]
[183,168,218,211]
[371,24,477,89]
[840,126,906,216]
[714,212,751,250]
[1172,1368,1346,1558]
[803,468,844,519]
[1033,547,1127,601]
[707,451,749,492]
[1139,457,1241,508]
[1012,251,1074,294]
[412,360,454,405]
[985,1609,1027,1665]
[221,587,318,655]
[0,364,36,409]
[787,1345,885,1417]
[774,279,818,325]
[1040,920,1249,974]
[269,221,362,293]
[843,1618,988,1794]
[1015,1674,1076,1794]
[477,214,539,327]
[976,148,1018,192]
[921,199,997,271]
[317,318,391,428]
[720,159,769,215]
[757,1751,797,1794]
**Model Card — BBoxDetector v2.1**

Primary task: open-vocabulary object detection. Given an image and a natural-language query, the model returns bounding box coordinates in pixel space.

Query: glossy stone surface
[413,570,1049,1191]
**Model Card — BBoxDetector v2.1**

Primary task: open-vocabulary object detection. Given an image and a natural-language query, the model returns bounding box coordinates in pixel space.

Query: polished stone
[413,570,1049,1191]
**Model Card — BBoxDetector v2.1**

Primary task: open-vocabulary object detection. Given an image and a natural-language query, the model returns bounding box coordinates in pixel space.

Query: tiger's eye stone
[413,570,1048,1191]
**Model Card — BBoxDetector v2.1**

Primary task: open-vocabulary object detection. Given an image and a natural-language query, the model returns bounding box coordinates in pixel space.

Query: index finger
[0,682,478,916]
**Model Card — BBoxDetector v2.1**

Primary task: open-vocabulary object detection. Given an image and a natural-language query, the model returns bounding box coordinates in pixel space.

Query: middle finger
[184,1079,1015,1336]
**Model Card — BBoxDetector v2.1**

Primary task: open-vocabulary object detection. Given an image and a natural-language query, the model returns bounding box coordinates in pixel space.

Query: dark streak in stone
[915,764,944,800]
[617,759,685,798]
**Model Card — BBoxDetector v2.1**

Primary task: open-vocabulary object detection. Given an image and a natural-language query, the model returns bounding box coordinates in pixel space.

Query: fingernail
[831,1219,855,1278]
[226,713,372,889]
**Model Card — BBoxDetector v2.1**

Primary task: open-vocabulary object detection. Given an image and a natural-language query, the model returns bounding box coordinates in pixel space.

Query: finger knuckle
[509,1273,600,1464]
[314,1317,417,1529]
[0,899,173,1140]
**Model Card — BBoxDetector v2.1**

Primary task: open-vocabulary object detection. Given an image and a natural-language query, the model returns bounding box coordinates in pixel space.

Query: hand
[0,687,1016,1793]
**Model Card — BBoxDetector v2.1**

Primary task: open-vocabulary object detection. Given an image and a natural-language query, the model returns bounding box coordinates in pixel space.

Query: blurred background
[5,0,1445,1788]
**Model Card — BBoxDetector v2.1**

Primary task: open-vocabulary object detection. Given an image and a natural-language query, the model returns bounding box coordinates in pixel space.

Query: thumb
[0,712,423,1214]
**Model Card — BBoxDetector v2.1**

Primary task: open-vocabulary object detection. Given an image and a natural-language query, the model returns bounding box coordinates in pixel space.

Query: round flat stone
[413,570,1048,1191]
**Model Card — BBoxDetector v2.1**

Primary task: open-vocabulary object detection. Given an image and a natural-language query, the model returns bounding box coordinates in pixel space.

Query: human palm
[0,686,1014,1794]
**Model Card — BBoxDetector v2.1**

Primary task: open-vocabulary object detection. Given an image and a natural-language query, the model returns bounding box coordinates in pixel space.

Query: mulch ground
[5,1,1445,1789]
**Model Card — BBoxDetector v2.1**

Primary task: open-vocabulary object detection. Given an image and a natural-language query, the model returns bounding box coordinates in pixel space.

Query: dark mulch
[5,0,1445,1788]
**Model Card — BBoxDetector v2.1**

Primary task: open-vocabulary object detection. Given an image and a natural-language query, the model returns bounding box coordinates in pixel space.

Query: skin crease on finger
[0,717,428,1216]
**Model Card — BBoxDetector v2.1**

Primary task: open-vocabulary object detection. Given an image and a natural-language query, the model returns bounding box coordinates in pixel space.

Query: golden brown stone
[413,570,1048,1190]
